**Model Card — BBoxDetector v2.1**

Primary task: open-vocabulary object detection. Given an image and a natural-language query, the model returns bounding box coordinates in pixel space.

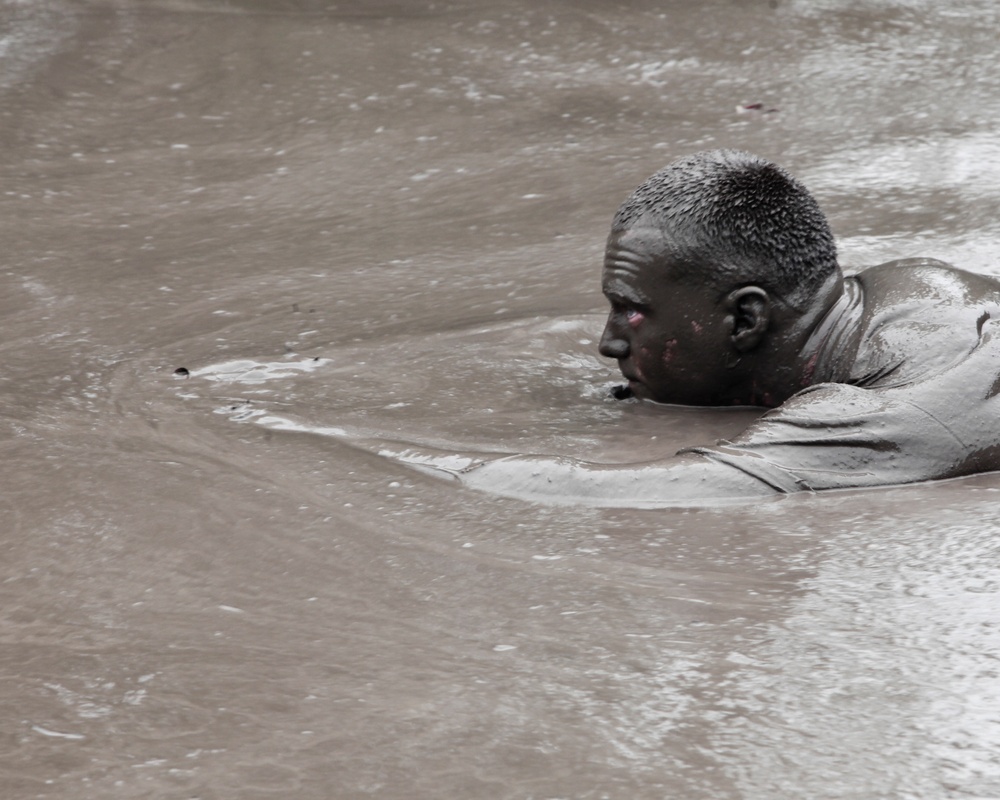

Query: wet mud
[3,1,1000,797]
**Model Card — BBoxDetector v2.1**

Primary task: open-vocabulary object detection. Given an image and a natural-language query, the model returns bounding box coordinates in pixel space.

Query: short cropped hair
[611,150,838,309]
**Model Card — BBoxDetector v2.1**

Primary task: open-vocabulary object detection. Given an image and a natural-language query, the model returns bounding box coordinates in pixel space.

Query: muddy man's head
[599,149,841,406]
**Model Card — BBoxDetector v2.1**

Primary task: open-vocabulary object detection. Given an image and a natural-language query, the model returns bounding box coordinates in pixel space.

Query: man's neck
[798,275,865,386]
[736,272,863,406]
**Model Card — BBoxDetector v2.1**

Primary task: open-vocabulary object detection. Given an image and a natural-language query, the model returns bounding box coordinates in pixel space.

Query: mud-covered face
[599,226,737,405]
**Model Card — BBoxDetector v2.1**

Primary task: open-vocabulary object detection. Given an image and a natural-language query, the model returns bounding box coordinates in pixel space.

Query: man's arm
[441,451,776,507]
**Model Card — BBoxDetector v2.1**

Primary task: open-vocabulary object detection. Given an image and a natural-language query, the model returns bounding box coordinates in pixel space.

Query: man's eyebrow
[602,281,649,306]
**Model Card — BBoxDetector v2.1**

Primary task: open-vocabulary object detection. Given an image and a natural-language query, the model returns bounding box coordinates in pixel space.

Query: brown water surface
[3,1,1000,797]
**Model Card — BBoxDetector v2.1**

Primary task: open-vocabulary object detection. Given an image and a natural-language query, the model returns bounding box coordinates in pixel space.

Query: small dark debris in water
[313,357,320,362]
[610,384,634,400]
[737,102,779,114]
[292,303,300,312]
[230,400,251,411]
[173,367,190,378]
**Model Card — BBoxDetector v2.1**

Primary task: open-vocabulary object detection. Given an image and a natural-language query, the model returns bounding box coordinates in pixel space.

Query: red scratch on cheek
[661,338,678,365]
[690,320,703,334]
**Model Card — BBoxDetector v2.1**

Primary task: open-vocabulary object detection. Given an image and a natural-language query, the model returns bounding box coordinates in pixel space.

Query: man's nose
[599,319,629,359]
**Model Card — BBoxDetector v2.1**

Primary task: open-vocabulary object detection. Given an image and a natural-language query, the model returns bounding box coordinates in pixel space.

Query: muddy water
[3,1,1000,797]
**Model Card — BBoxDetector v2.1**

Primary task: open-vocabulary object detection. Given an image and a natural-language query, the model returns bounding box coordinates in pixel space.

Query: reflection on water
[3,0,1000,797]
[811,132,1000,196]
[721,504,1000,798]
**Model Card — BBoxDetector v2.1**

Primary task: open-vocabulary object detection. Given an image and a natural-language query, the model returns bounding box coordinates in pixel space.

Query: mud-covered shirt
[684,259,1000,492]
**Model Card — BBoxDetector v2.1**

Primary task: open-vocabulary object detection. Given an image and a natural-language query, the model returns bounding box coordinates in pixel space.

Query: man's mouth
[610,365,642,399]
[610,372,641,400]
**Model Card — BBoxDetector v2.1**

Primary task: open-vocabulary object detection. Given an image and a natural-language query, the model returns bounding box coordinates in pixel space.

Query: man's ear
[724,286,771,353]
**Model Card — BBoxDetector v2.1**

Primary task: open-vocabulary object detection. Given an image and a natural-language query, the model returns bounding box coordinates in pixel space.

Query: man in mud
[458,149,1000,505]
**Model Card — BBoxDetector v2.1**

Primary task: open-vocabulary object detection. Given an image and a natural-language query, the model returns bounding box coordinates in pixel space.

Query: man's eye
[625,308,643,323]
